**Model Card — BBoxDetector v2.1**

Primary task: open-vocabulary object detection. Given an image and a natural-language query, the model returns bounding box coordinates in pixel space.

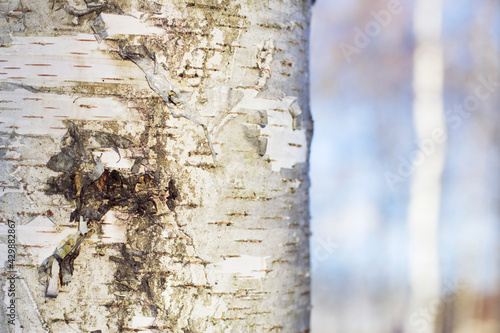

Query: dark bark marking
[40,121,178,299]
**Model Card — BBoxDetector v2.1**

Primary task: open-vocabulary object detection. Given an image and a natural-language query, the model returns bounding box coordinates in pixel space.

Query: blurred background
[309,0,500,332]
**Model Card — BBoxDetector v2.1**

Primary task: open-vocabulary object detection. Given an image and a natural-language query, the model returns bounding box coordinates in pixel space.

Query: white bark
[0,0,312,332]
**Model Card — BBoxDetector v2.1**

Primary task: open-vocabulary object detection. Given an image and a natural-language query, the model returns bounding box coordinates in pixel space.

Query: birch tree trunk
[0,0,312,332]
[407,0,445,332]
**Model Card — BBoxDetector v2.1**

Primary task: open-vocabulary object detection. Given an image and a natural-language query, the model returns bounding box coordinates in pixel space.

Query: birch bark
[0,0,312,332]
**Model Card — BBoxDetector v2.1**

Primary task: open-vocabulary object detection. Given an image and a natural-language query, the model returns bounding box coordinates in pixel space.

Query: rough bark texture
[0,0,312,332]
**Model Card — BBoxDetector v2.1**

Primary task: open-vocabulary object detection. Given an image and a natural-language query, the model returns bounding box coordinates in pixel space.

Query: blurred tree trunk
[0,0,312,332]
[406,0,445,332]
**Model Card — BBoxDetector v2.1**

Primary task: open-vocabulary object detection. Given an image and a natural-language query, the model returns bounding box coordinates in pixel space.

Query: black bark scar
[41,121,177,297]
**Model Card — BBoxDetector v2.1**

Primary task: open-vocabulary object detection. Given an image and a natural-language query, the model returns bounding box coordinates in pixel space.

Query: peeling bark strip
[0,0,312,332]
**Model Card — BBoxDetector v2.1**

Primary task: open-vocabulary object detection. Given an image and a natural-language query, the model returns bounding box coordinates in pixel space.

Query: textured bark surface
[0,0,312,332]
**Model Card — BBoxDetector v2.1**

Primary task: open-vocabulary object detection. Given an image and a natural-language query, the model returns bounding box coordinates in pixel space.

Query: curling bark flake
[0,0,313,332]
